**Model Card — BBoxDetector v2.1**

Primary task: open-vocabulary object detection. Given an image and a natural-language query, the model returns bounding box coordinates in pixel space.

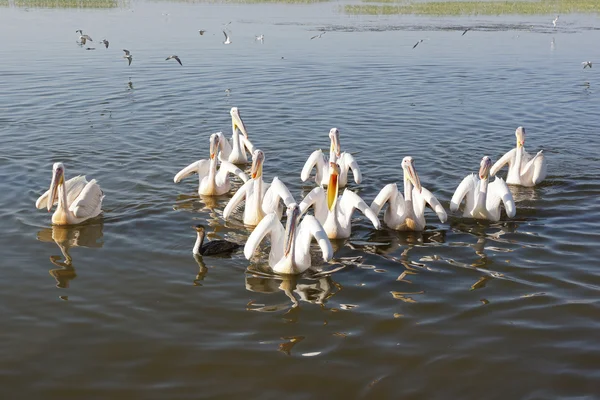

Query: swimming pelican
[214,107,255,165]
[301,128,361,188]
[244,203,333,275]
[123,49,132,66]
[174,133,249,196]
[223,150,295,226]
[166,55,182,66]
[300,163,380,239]
[192,225,241,256]
[223,30,231,45]
[371,157,447,231]
[36,163,104,226]
[490,127,547,187]
[451,156,516,221]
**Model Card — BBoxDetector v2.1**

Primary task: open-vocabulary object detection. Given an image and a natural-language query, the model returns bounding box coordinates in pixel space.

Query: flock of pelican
[36,108,547,275]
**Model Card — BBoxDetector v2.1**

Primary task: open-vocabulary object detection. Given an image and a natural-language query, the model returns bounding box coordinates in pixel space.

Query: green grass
[8,0,128,8]
[345,0,600,16]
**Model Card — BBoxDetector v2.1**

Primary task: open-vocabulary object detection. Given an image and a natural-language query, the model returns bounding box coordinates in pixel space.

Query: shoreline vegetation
[344,0,600,16]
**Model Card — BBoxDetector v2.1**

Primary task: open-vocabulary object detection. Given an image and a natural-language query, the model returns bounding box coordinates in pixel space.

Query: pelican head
[402,156,422,193]
[283,203,301,257]
[329,128,341,159]
[327,162,340,211]
[251,149,265,179]
[48,162,65,211]
[479,156,492,180]
[230,107,249,139]
[209,133,220,160]
[515,126,526,148]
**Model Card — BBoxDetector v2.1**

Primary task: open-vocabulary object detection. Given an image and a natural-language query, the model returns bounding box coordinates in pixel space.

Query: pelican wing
[414,187,447,223]
[299,215,333,262]
[36,175,88,209]
[262,177,295,215]
[174,160,210,183]
[71,179,104,219]
[341,152,362,184]
[223,179,252,220]
[490,149,515,177]
[339,189,381,229]
[520,150,547,185]
[244,213,285,262]
[487,178,516,218]
[450,174,477,212]
[301,149,326,184]
[217,160,249,183]
[370,183,400,216]
[299,186,327,223]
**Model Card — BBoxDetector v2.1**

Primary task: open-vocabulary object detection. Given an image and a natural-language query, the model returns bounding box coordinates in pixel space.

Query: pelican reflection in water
[37,223,103,288]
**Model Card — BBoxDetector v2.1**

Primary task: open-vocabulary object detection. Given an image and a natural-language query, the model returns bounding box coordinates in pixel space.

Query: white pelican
[371,157,447,231]
[174,133,248,196]
[244,203,333,275]
[36,163,104,226]
[223,149,295,226]
[215,107,254,165]
[451,156,516,221]
[490,127,547,187]
[301,128,361,188]
[300,162,380,239]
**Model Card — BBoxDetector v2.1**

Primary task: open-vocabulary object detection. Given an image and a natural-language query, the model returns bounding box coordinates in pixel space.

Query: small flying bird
[553,15,559,28]
[413,39,424,49]
[76,30,93,45]
[85,47,95,51]
[102,39,109,48]
[223,30,231,44]
[223,21,232,26]
[462,28,470,36]
[192,225,241,256]
[166,55,182,66]
[123,49,132,66]
[582,61,592,69]
[310,31,326,40]
[199,30,206,35]
[255,34,264,43]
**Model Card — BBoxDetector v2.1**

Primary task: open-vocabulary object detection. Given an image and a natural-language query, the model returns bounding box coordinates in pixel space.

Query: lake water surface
[1,1,599,398]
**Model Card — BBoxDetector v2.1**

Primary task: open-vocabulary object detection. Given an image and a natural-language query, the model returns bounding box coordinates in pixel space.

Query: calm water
[1,2,600,398]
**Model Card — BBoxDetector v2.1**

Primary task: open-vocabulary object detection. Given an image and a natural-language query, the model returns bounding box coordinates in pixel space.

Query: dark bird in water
[192,225,241,256]
[102,39,109,48]
[166,55,182,66]
[413,39,424,49]
[123,49,132,66]
[199,30,206,35]
[462,28,470,36]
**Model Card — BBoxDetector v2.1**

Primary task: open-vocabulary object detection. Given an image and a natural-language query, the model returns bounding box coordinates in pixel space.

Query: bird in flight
[166,55,182,66]
[462,28,470,36]
[255,34,264,43]
[582,61,592,69]
[102,39,109,48]
[553,15,559,28]
[223,31,231,44]
[413,39,424,49]
[76,30,93,45]
[123,49,133,66]
[199,30,206,35]
[311,31,326,40]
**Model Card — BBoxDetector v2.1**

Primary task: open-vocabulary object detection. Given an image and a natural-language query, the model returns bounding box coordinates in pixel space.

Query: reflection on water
[36,223,103,288]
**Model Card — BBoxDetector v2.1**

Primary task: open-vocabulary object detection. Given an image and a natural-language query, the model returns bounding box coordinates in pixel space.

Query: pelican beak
[210,134,219,160]
[404,160,422,193]
[479,157,492,180]
[283,205,300,257]
[330,128,341,158]
[327,162,340,211]
[251,151,264,179]
[231,108,249,139]
[48,167,64,212]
